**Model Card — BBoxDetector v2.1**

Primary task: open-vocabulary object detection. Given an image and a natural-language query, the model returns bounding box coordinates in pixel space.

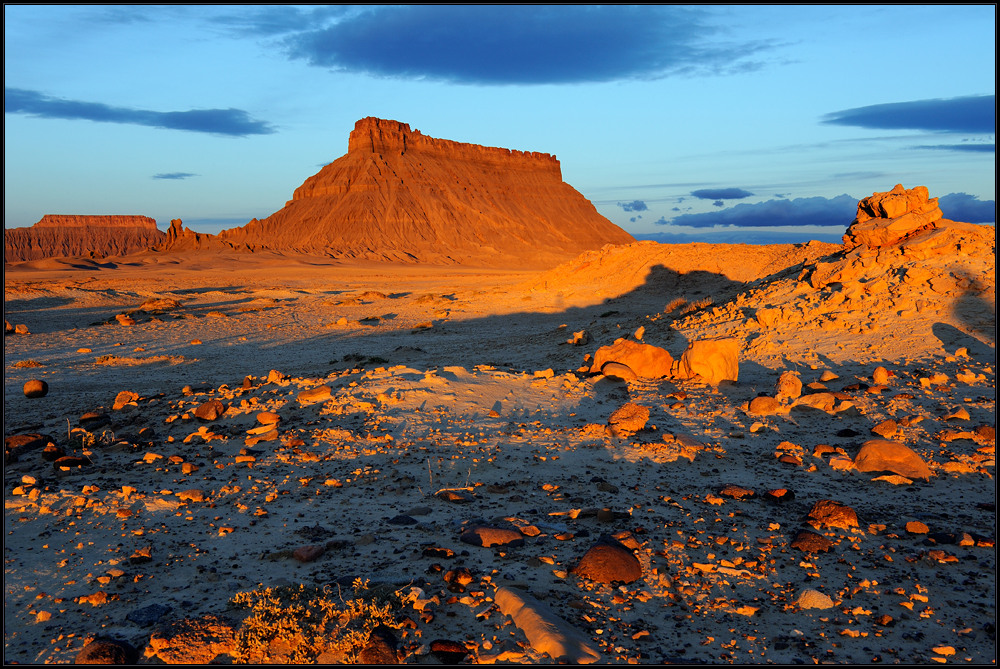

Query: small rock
[905,521,930,534]
[460,525,525,548]
[567,330,591,346]
[790,529,833,553]
[601,361,637,381]
[356,625,399,665]
[775,371,802,401]
[871,419,897,438]
[607,402,649,438]
[748,395,781,415]
[113,391,139,410]
[796,589,835,610]
[75,636,139,664]
[677,338,740,385]
[435,489,475,503]
[430,639,469,663]
[298,385,332,404]
[570,539,642,584]
[807,500,859,530]
[23,379,48,398]
[14,323,30,335]
[718,484,755,500]
[193,400,225,422]
[126,603,172,627]
[79,412,111,430]
[293,544,326,562]
[872,366,890,385]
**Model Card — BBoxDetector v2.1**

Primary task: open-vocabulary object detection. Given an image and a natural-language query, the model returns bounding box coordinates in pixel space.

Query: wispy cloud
[152,172,198,180]
[822,95,995,133]
[278,6,776,85]
[658,195,858,228]
[4,88,275,137]
[914,143,995,153]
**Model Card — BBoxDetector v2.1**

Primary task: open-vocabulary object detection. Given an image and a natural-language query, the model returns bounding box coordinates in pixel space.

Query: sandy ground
[3,242,996,664]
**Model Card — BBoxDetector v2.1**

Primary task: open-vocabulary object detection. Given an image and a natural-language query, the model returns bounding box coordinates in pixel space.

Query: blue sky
[4,5,995,244]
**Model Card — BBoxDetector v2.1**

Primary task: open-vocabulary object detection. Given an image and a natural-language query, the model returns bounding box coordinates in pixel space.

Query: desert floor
[4,244,996,664]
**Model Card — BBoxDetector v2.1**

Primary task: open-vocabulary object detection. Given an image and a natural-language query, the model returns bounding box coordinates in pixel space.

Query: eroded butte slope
[216,117,635,267]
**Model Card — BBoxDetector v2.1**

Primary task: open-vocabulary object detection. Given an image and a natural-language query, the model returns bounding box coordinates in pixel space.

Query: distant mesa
[209,117,635,266]
[4,215,165,263]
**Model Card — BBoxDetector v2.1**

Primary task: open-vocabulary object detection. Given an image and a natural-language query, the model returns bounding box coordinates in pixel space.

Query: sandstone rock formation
[5,215,165,263]
[215,117,634,266]
[843,184,989,250]
[155,219,237,253]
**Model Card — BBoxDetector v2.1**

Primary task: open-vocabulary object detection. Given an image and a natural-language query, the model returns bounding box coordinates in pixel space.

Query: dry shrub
[228,580,399,664]
[664,297,687,313]
[681,297,713,314]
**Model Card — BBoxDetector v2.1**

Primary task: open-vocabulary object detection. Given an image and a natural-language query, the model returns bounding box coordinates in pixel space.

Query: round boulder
[570,540,642,584]
[23,379,48,398]
[853,439,934,480]
[75,636,139,664]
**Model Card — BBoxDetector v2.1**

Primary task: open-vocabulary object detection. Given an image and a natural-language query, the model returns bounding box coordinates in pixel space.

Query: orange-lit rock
[589,338,674,379]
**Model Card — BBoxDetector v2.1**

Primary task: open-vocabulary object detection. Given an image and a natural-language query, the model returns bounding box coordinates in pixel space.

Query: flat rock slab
[460,525,524,548]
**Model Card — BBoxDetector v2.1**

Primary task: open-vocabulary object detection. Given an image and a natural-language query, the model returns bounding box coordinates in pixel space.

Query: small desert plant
[228,579,400,664]
[681,296,713,314]
[664,297,687,314]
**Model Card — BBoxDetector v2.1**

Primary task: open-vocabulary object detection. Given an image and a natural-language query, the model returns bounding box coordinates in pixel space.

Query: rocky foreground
[3,188,996,664]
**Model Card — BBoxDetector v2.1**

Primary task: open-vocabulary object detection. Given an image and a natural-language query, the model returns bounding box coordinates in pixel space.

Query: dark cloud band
[691,187,754,200]
[4,88,275,137]
[823,95,995,134]
[282,6,774,84]
[660,195,859,228]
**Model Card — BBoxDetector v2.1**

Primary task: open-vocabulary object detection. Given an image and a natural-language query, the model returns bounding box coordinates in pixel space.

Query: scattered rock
[567,330,590,346]
[607,402,649,438]
[5,433,55,463]
[429,639,469,663]
[872,366,890,385]
[356,625,399,665]
[460,525,525,548]
[854,439,934,480]
[298,385,333,404]
[790,529,833,553]
[494,586,600,664]
[112,390,139,410]
[589,338,673,379]
[193,400,225,422]
[905,521,930,534]
[718,484,755,500]
[796,589,835,610]
[774,371,802,401]
[807,500,860,530]
[292,544,326,562]
[600,361,637,381]
[23,379,48,398]
[144,614,236,664]
[79,412,111,430]
[75,636,139,664]
[871,419,898,438]
[677,338,739,385]
[127,603,172,627]
[748,395,781,415]
[570,539,642,584]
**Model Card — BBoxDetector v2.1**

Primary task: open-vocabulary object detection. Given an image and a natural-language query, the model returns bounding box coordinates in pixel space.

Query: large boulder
[853,439,934,480]
[589,339,673,379]
[676,338,739,385]
[843,184,943,248]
